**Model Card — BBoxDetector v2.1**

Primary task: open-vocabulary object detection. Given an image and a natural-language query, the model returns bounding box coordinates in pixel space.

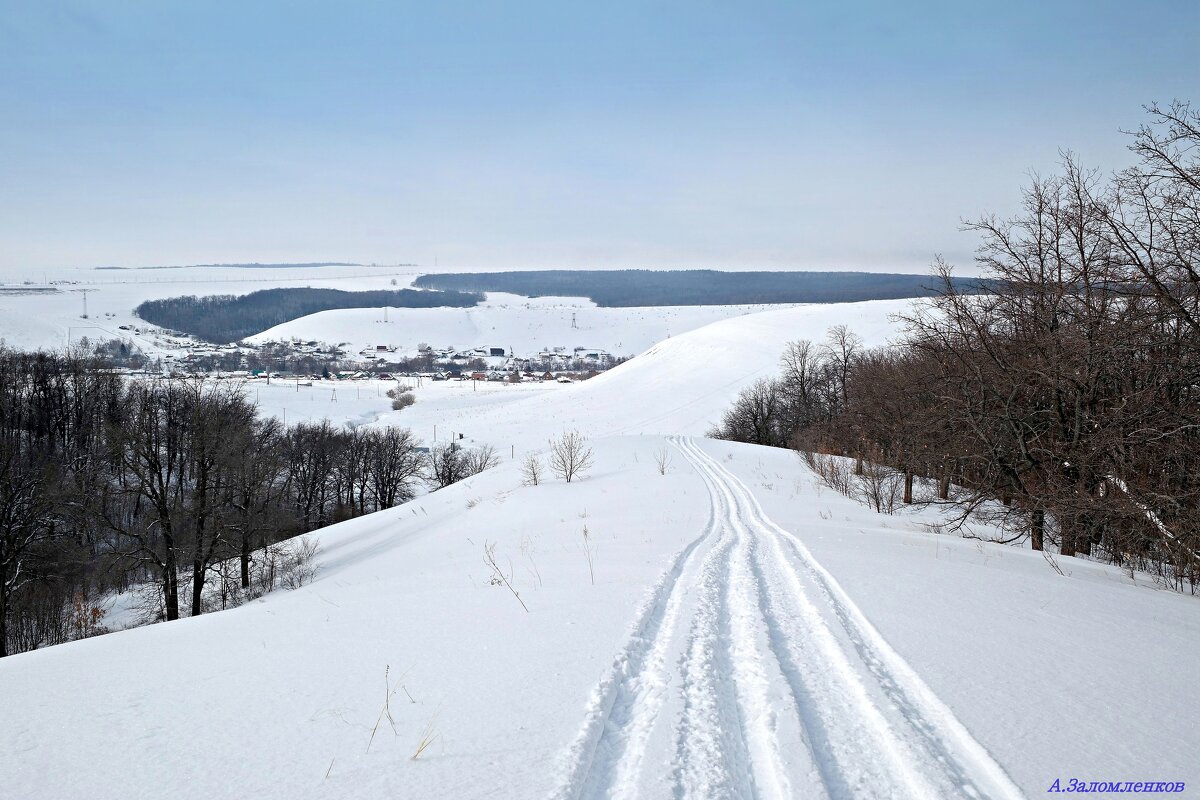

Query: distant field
[412,269,986,306]
[136,287,482,343]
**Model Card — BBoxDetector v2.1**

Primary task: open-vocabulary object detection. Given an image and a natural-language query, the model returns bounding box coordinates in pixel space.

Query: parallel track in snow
[552,437,1024,800]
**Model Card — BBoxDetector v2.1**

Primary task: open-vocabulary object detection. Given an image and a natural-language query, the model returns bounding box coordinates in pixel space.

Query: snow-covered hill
[0,263,810,359]
[362,299,910,449]
[2,300,1196,799]
[243,299,908,444]
[2,437,1196,799]
[247,292,811,360]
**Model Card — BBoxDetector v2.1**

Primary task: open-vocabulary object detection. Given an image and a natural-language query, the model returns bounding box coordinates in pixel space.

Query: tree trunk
[240,535,251,589]
[1060,518,1077,558]
[0,586,8,658]
[903,470,914,504]
[938,472,950,500]
[191,558,204,616]
[1031,509,1045,551]
[163,563,179,621]
[854,456,864,476]
[1080,526,1102,558]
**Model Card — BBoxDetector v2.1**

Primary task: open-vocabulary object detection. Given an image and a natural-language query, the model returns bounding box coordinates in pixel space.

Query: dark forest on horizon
[413,269,993,306]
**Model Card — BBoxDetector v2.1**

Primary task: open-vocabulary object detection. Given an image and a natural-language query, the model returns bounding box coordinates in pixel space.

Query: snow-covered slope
[2,300,1196,799]
[0,262,810,359]
[241,299,908,443]
[0,265,410,352]
[247,292,809,359]
[367,299,909,449]
[2,437,1196,799]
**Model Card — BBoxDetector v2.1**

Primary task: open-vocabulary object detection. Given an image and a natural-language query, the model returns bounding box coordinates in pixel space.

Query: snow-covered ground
[369,300,910,452]
[0,264,412,353]
[246,300,907,454]
[248,292,806,360]
[2,299,1196,798]
[0,263,808,362]
[2,436,1196,799]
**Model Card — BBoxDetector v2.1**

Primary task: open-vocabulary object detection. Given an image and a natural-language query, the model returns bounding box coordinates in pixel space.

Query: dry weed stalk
[484,541,529,612]
[581,524,596,585]
[366,664,414,753]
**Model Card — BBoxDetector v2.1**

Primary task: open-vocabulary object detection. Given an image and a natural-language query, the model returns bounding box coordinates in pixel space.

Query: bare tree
[711,378,783,446]
[368,427,422,509]
[653,445,672,475]
[425,442,498,490]
[0,440,59,656]
[520,453,544,486]
[549,431,594,483]
[463,444,499,477]
[425,443,468,490]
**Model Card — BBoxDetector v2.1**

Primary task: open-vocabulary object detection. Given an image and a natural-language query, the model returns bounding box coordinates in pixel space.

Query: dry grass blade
[366,664,414,753]
[410,712,440,760]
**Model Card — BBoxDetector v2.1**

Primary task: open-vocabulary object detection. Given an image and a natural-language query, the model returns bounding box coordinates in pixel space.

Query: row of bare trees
[714,102,1200,591]
[0,349,496,656]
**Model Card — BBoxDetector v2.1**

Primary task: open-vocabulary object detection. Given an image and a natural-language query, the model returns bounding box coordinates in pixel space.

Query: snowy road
[553,438,1025,800]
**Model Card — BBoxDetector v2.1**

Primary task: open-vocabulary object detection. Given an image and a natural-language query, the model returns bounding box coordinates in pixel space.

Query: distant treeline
[136,287,483,343]
[412,269,992,306]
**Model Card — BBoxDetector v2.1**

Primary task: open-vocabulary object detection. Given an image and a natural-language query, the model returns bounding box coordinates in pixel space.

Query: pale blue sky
[2,1,1197,273]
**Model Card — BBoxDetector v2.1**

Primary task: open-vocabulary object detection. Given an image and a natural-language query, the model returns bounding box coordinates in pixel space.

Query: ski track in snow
[551,437,1025,800]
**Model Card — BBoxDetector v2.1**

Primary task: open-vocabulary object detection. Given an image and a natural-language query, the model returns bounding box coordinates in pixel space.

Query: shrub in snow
[550,431,594,483]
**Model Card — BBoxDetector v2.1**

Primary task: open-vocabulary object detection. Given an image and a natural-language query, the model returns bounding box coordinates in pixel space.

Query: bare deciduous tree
[550,431,594,483]
[653,445,672,475]
[521,453,544,486]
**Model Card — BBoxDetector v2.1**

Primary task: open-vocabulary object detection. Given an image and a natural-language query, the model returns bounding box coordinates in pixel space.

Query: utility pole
[78,288,94,318]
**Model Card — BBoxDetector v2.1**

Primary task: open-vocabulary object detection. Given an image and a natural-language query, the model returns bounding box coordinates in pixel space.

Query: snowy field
[371,300,910,453]
[248,292,805,360]
[0,263,804,359]
[249,376,567,442]
[1,298,1196,798]
[1,436,1195,799]
[249,299,909,453]
[0,264,412,353]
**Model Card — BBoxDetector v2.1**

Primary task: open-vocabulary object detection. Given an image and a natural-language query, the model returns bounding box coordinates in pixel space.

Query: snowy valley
[1,299,1196,799]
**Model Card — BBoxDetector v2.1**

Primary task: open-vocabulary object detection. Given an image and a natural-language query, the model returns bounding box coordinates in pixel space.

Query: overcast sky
[2,1,1198,274]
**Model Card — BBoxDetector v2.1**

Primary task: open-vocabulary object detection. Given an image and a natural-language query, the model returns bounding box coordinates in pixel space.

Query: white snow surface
[247,292,809,359]
[2,437,1196,799]
[0,264,412,353]
[257,300,910,449]
[1,300,1197,799]
[0,263,810,359]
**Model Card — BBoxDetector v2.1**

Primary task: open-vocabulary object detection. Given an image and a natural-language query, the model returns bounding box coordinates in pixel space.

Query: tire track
[669,465,753,799]
[675,437,796,800]
[551,437,726,800]
[688,441,1025,800]
[553,437,1023,800]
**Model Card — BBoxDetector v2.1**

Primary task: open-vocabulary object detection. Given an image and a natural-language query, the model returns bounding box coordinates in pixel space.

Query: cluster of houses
[110,328,621,384]
[353,342,616,374]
